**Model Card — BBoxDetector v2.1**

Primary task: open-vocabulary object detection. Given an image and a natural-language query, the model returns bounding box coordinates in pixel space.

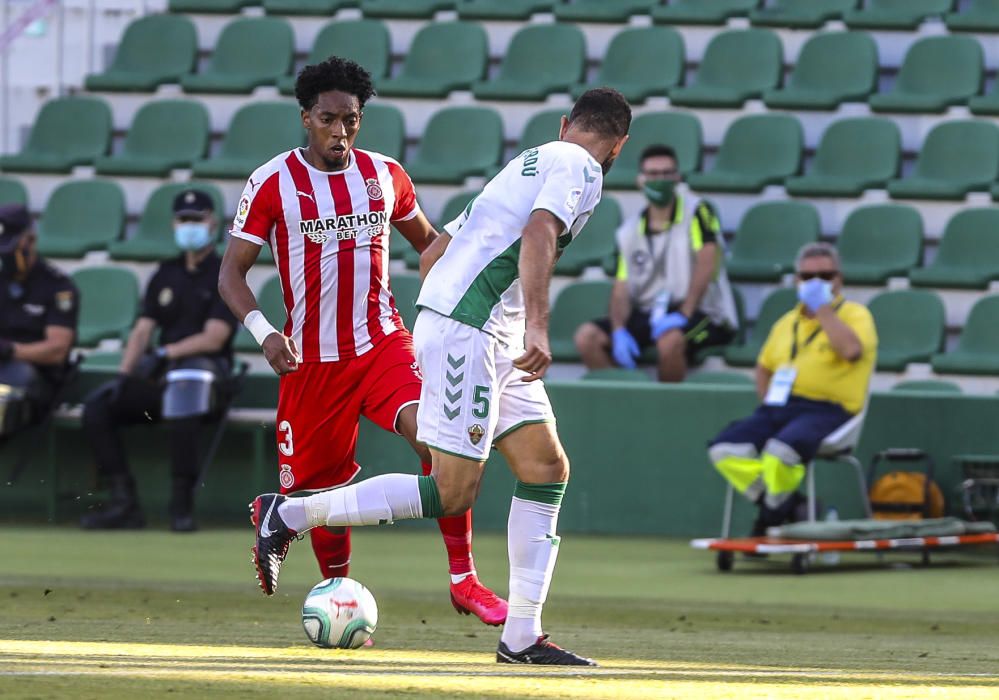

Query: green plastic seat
[472,25,585,101]
[0,97,111,173]
[685,371,754,386]
[361,0,454,17]
[909,208,999,289]
[84,15,197,92]
[554,198,622,276]
[192,102,303,180]
[784,118,900,197]
[36,181,124,259]
[724,287,798,367]
[72,267,140,347]
[437,190,478,229]
[550,280,613,361]
[931,295,999,375]
[603,112,702,190]
[687,115,802,193]
[670,29,781,108]
[845,0,954,30]
[169,0,258,11]
[457,0,554,20]
[0,177,27,207]
[868,290,945,371]
[233,275,286,352]
[763,32,877,110]
[554,0,657,22]
[751,0,857,28]
[869,36,982,114]
[891,379,962,393]
[109,182,226,262]
[887,121,999,201]
[279,20,390,95]
[838,204,923,285]
[515,109,565,152]
[181,17,293,94]
[946,0,999,32]
[405,107,503,184]
[264,0,359,14]
[581,368,651,383]
[726,202,820,282]
[571,27,683,104]
[653,0,759,25]
[377,22,487,98]
[354,103,405,162]
[389,274,421,331]
[94,100,209,177]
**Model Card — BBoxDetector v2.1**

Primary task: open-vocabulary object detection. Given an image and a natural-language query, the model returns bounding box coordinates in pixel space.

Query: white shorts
[413,310,555,462]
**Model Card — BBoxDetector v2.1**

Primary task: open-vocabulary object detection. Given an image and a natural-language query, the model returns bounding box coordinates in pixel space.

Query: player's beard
[600,154,617,175]
[322,149,349,171]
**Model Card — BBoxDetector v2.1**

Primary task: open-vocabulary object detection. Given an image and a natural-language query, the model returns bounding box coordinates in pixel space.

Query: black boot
[80,474,145,529]
[169,478,197,533]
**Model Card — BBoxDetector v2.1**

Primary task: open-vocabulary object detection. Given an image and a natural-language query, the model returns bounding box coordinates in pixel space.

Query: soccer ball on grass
[301,577,378,649]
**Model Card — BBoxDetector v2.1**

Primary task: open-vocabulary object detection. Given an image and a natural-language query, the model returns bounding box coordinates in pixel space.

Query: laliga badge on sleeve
[764,365,797,406]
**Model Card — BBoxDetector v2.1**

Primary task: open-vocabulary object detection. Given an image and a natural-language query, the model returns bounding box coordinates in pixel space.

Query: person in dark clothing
[80,189,237,532]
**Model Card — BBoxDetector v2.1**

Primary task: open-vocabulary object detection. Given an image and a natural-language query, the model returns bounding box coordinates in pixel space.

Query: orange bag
[869,471,945,520]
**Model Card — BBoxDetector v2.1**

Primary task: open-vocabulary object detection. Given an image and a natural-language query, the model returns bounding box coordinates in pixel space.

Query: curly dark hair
[294,56,376,112]
[568,87,632,139]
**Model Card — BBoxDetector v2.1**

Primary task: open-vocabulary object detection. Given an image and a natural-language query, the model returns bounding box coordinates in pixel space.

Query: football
[301,577,378,649]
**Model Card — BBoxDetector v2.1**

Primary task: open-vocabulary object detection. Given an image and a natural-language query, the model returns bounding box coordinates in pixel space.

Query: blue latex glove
[651,312,687,340]
[797,279,833,314]
[611,328,640,369]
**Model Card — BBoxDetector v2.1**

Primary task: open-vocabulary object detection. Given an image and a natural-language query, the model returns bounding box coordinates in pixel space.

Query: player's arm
[11,326,73,366]
[119,317,156,374]
[419,232,451,281]
[395,210,438,256]
[515,209,563,382]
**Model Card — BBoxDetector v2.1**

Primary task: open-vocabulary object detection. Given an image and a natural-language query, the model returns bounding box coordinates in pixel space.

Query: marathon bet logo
[299,210,388,244]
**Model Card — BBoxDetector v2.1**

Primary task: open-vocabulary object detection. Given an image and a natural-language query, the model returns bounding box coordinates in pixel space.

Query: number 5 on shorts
[472,385,490,419]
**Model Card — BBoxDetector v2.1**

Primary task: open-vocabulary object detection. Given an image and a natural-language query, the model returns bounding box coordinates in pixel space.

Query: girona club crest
[279,464,295,489]
[365,178,384,201]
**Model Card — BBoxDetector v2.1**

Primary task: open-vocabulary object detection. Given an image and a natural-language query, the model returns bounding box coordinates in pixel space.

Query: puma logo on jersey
[296,190,316,203]
[249,178,260,191]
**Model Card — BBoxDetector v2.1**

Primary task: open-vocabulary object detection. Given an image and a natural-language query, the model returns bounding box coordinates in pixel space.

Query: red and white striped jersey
[230,147,420,362]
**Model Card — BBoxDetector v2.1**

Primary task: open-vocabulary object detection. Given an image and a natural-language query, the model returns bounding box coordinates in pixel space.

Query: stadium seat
[377,22,487,98]
[686,115,802,193]
[726,202,820,282]
[724,287,798,367]
[0,96,111,173]
[763,32,877,110]
[109,182,226,262]
[0,177,27,207]
[404,107,503,184]
[909,208,999,289]
[837,204,923,285]
[361,0,454,18]
[36,181,124,258]
[554,0,657,22]
[931,295,999,375]
[354,103,405,162]
[514,109,565,153]
[180,17,294,94]
[84,15,197,92]
[685,371,754,386]
[554,197,621,276]
[946,0,999,32]
[472,25,585,101]
[457,0,554,19]
[669,29,782,108]
[571,27,683,104]
[94,101,210,177]
[437,190,478,228]
[264,0,359,14]
[549,280,612,361]
[750,0,857,28]
[72,267,140,347]
[389,274,421,331]
[278,20,390,95]
[233,275,286,352]
[886,121,999,200]
[168,0,258,11]
[784,118,900,197]
[868,290,945,371]
[603,112,702,190]
[844,0,954,30]
[581,368,651,383]
[191,102,303,180]
[891,379,962,393]
[869,36,982,113]
[652,0,759,25]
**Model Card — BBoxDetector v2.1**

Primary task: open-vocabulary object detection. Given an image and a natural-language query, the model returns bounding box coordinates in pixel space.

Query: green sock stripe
[417,475,444,519]
[514,481,567,507]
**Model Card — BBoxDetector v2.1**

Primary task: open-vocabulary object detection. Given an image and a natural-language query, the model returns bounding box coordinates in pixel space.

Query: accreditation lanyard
[789,299,845,361]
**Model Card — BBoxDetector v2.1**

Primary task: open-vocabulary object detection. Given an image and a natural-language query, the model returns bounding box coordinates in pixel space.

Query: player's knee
[439,487,475,517]
[540,452,570,483]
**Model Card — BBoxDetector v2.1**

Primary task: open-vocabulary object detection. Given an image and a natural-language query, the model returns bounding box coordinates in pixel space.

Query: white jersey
[417,140,603,345]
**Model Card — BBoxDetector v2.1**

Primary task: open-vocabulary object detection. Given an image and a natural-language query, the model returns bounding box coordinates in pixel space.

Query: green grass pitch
[1,526,998,698]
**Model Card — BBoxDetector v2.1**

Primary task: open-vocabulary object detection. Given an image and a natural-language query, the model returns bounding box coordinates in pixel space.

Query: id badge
[764,366,797,406]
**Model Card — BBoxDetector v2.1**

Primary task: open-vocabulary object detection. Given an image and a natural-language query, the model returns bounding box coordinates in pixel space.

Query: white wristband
[244,309,278,346]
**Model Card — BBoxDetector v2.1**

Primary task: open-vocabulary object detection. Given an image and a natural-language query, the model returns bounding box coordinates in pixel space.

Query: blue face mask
[174,222,213,251]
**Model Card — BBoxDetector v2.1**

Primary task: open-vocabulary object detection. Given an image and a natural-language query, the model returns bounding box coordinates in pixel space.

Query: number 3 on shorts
[472,385,490,419]
[278,420,294,456]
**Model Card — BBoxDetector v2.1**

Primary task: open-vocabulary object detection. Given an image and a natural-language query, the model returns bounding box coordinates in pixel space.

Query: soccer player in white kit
[252,88,631,665]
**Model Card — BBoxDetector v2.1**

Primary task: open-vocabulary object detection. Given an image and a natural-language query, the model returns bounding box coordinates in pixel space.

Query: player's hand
[514,325,552,382]
[262,333,301,375]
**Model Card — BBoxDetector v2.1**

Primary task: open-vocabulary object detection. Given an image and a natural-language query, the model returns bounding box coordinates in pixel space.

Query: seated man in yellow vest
[707,243,877,534]
[574,144,738,382]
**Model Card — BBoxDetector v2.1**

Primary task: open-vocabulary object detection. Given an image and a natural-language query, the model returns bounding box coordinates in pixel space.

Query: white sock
[278,474,425,529]
[500,494,562,653]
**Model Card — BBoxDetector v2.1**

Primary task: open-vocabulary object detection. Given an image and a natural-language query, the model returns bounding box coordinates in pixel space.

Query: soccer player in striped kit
[218,56,507,626]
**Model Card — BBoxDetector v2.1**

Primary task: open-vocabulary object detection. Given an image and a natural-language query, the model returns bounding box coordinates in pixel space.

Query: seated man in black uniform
[80,189,237,532]
[0,204,78,440]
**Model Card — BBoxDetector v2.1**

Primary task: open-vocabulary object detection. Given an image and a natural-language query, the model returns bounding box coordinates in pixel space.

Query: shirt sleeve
[141,269,166,322]
[45,276,79,332]
[691,201,720,249]
[230,170,280,246]
[842,303,878,358]
[531,149,599,232]
[387,161,421,223]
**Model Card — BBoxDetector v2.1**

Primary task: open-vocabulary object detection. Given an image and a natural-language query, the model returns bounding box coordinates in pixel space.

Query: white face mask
[796,278,833,305]
[174,222,213,251]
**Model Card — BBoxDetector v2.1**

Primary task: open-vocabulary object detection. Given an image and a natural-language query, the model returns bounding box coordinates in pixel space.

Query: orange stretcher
[691,533,999,574]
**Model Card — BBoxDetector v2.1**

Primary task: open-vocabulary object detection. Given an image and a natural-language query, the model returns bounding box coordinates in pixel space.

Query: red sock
[310,526,351,579]
[422,461,475,576]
